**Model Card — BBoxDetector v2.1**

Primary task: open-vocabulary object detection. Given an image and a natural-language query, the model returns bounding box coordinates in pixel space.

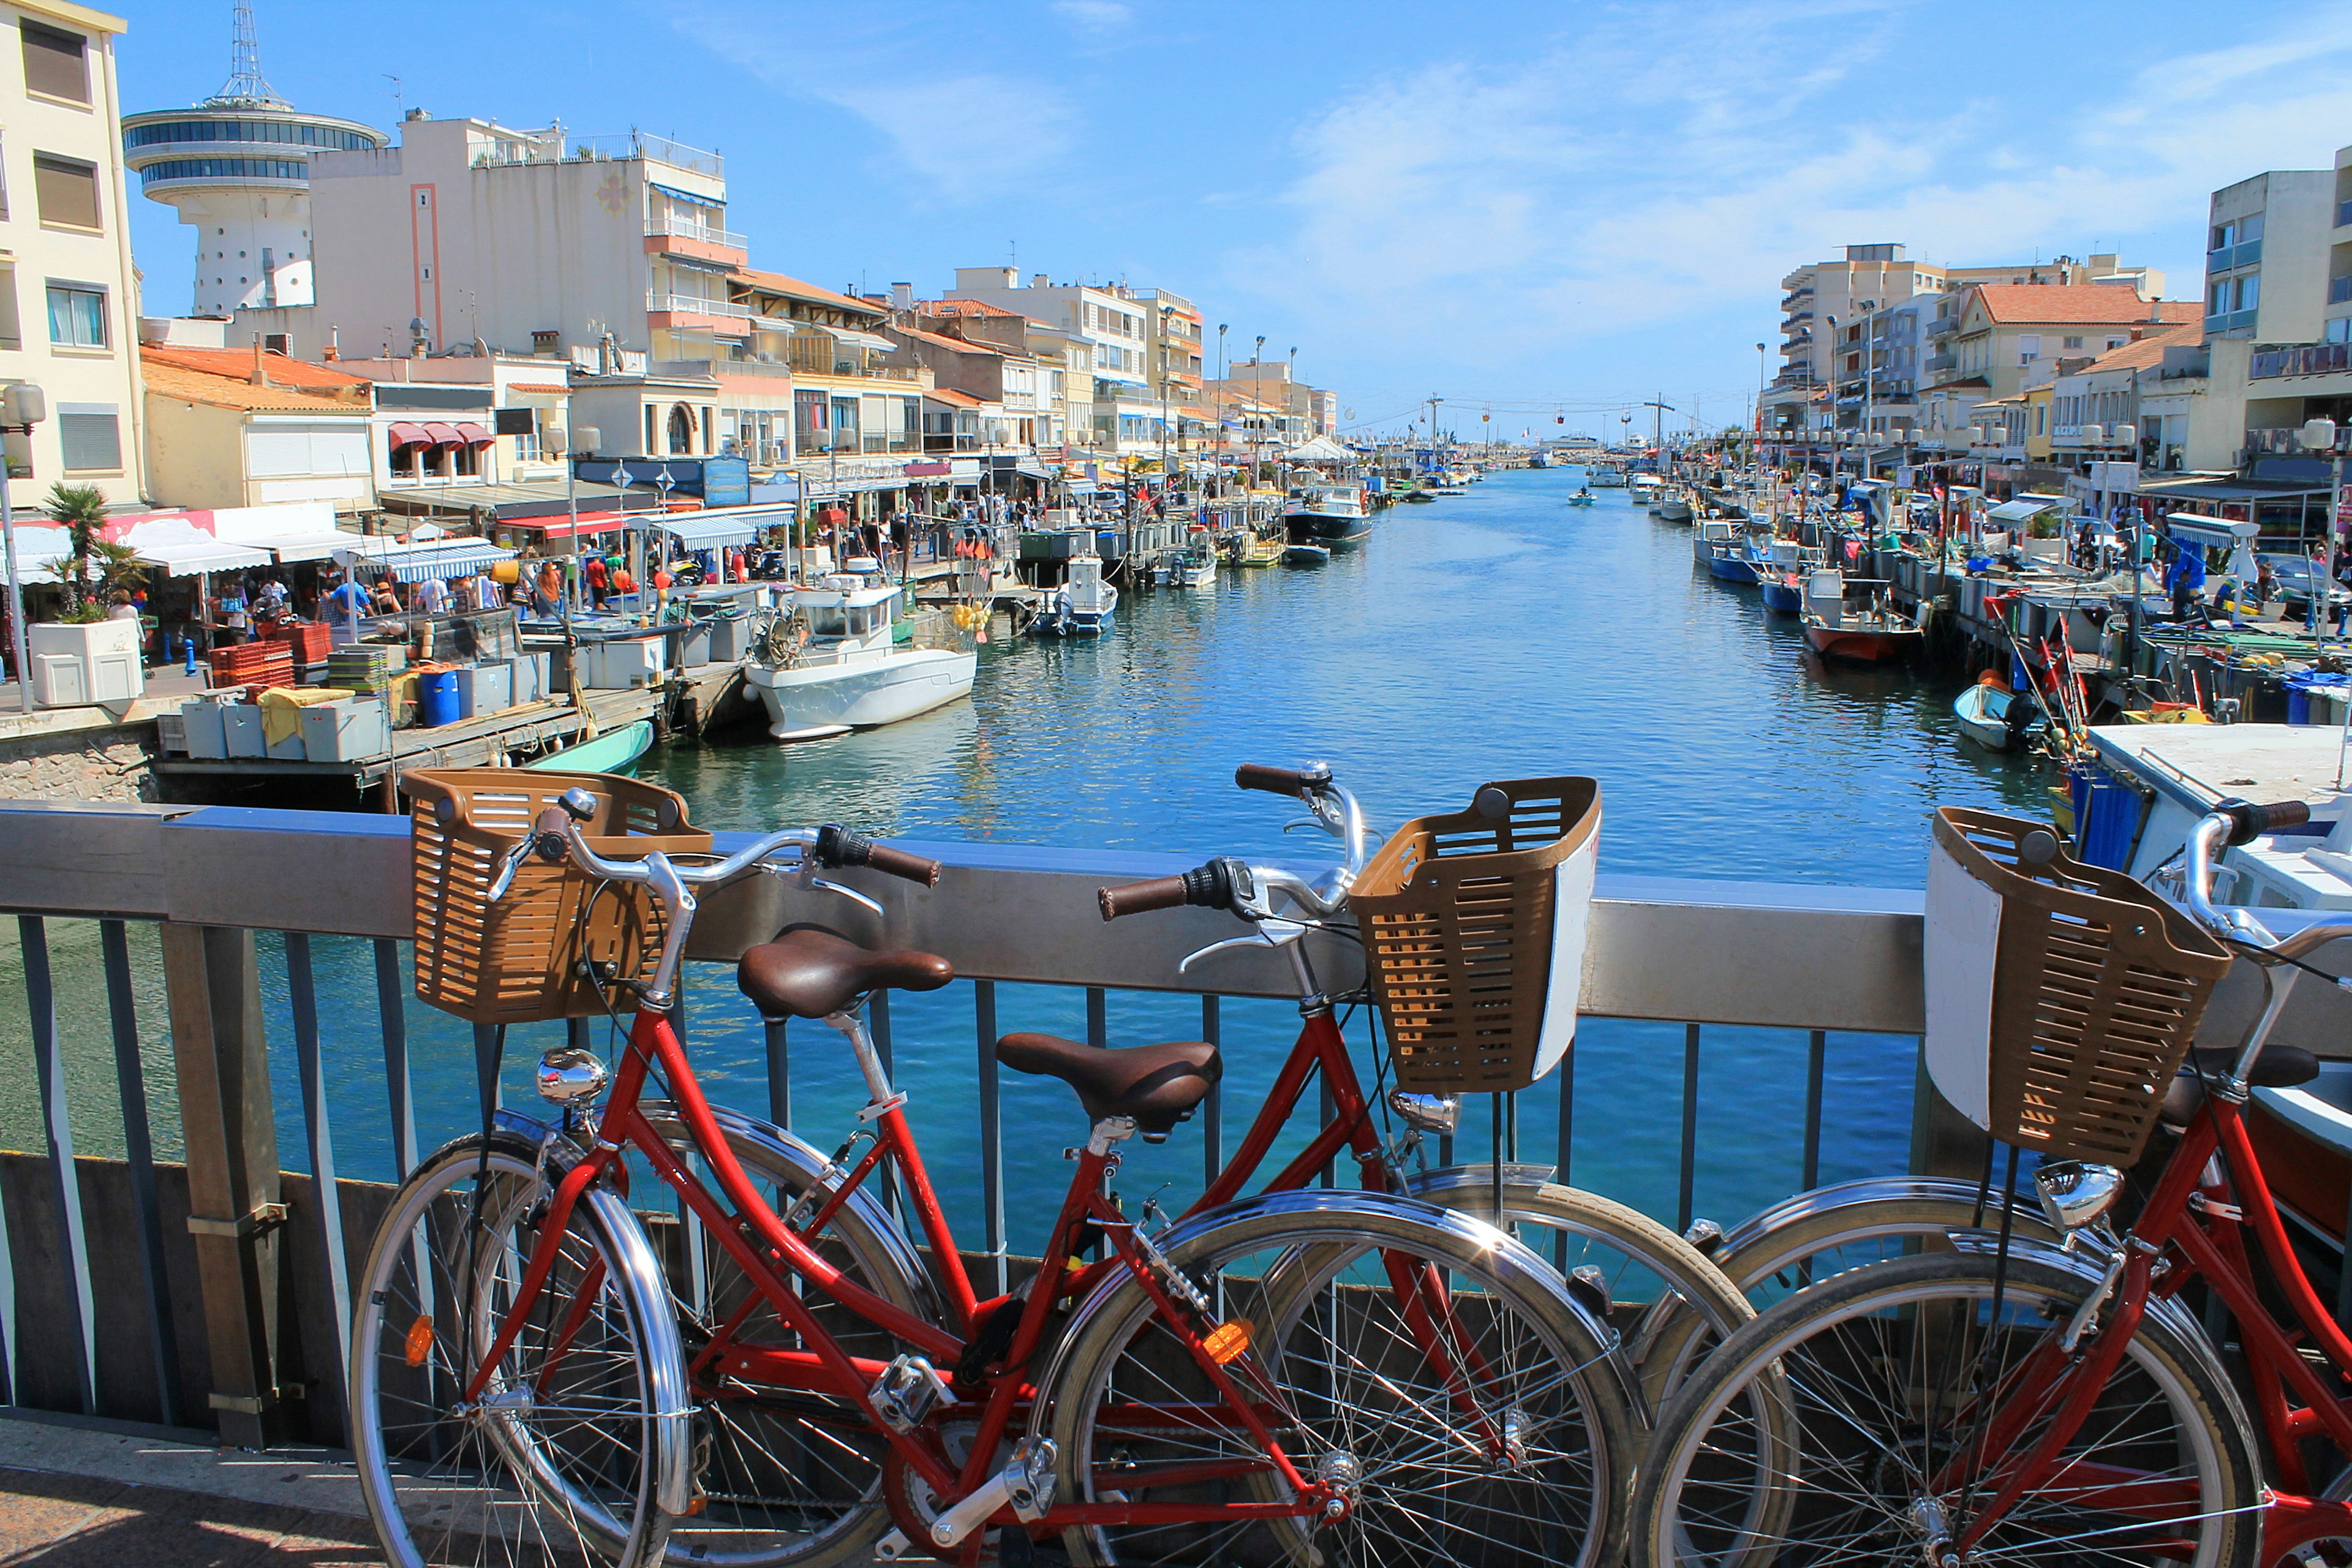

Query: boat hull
[1804,624,1921,665]
[744,647,978,741]
[2248,1068,2352,1244]
[1707,554,1760,585]
[1286,510,1371,544]
[526,719,654,772]
[1953,684,2046,751]
[1659,503,1695,524]
[1759,578,1803,614]
[1283,543,1331,565]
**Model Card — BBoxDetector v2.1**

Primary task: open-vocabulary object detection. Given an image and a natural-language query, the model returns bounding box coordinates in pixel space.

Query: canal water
[6,466,2048,1250]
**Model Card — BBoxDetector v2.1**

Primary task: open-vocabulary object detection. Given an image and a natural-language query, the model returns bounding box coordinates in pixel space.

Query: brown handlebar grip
[1235,763,1311,795]
[2255,801,2313,833]
[1098,875,1192,921]
[864,842,943,888]
[533,805,573,835]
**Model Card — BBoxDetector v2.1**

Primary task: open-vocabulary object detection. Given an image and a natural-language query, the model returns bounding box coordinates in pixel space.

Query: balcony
[2206,239,2263,273]
[2340,200,2352,229]
[645,217,748,260]
[0,798,1940,1445]
[1924,352,1956,374]
[647,290,754,322]
[2332,276,2352,306]
[2250,341,2352,380]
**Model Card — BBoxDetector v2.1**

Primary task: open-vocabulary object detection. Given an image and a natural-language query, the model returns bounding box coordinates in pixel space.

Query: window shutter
[57,405,118,471]
[34,156,99,230]
[20,22,88,103]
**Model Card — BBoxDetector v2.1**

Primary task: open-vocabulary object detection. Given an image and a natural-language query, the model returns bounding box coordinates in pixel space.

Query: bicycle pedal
[874,1527,911,1560]
[870,1354,952,1433]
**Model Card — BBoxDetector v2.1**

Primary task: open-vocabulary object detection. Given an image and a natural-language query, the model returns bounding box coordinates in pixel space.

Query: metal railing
[0,799,1943,1449]
[646,291,755,320]
[2252,341,2352,380]
[646,217,748,252]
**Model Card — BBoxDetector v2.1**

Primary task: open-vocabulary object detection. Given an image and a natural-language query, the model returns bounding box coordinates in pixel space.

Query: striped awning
[655,514,760,550]
[419,423,466,448]
[386,421,434,448]
[336,538,515,584]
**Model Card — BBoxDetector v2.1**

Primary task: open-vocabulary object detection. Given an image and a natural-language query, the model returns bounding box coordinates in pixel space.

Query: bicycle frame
[1934,1089,2352,1564]
[461,1003,1346,1538]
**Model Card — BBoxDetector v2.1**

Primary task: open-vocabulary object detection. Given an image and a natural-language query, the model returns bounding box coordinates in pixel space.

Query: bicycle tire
[1710,1176,2062,1302]
[1632,1248,2262,1568]
[349,1132,688,1568]
[1039,1188,1638,1567]
[633,1105,934,1568]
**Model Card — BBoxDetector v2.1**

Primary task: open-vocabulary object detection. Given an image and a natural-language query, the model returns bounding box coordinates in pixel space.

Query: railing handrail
[0,798,1924,1029]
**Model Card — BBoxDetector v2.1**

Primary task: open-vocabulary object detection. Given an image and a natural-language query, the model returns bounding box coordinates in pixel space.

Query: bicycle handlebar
[2215,797,2311,847]
[1234,762,1330,796]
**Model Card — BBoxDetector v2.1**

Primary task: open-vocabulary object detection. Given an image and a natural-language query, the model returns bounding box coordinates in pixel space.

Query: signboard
[492,407,535,436]
[2337,483,2352,526]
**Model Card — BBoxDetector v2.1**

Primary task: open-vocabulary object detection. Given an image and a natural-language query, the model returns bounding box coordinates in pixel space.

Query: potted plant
[26,483,143,705]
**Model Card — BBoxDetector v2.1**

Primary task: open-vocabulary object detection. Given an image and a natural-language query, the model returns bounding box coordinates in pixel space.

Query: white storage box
[301,696,390,762]
[454,662,512,718]
[223,704,265,758]
[585,635,665,690]
[510,651,551,705]
[180,701,228,759]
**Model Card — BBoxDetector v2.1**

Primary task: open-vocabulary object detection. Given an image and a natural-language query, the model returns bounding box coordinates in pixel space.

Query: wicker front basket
[1353,776,1602,1093]
[1926,807,2233,1165]
[408,767,712,1025]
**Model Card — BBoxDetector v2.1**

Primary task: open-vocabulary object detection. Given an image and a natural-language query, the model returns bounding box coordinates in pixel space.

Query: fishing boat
[1283,541,1332,565]
[1566,489,1595,507]
[1590,467,1628,489]
[1030,554,1118,636]
[1154,543,1219,589]
[1953,679,2047,752]
[1657,491,1696,525]
[1630,473,1664,509]
[1759,571,1805,614]
[1284,484,1372,546]
[1229,532,1283,567]
[743,568,979,741]
[1802,600,1924,664]
[526,718,653,772]
[1693,521,1759,584]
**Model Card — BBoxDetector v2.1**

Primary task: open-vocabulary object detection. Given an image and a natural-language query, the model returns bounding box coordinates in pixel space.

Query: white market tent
[10,526,74,579]
[336,537,516,585]
[124,519,271,577]
[1284,435,1354,463]
[207,502,358,564]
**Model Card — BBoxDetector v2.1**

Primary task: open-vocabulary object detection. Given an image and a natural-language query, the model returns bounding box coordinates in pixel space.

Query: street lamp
[562,425,600,622]
[2302,416,2344,636]
[0,382,48,712]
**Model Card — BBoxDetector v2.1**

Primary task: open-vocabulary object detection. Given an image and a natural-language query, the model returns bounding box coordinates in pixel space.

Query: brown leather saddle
[995,1032,1221,1140]
[736,924,953,1020]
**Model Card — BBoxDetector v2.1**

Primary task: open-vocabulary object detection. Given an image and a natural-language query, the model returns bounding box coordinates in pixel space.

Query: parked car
[2260,552,2350,617]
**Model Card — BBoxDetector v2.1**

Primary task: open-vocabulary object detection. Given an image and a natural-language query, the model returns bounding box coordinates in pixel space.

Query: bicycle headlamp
[2032,1159,2124,1234]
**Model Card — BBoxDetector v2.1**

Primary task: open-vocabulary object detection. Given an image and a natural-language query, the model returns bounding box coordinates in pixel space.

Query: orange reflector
[403,1314,434,1368]
[1204,1319,1252,1365]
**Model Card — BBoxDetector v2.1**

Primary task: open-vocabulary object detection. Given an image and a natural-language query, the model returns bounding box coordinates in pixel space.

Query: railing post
[20,917,94,1416]
[160,922,288,1449]
[1908,1036,1987,1182]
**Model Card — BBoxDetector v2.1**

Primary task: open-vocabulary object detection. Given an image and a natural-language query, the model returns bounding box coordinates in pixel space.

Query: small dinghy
[1953,677,2047,752]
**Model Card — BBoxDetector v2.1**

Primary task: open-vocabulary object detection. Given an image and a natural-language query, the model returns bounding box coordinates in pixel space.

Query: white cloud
[1230,1,2352,389]
[1051,0,1132,31]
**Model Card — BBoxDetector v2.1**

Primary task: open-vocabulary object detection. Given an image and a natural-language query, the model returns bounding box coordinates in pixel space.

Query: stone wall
[0,721,156,802]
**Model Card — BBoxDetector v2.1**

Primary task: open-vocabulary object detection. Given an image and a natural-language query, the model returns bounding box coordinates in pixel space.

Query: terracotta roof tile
[925,298,1023,318]
[140,344,374,392]
[923,388,987,407]
[2078,323,2202,374]
[506,381,570,394]
[1967,285,2202,328]
[731,267,884,317]
[142,360,368,413]
[893,326,1001,356]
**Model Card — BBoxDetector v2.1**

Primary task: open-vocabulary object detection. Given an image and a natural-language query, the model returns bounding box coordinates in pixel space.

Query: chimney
[1031,273,1049,290]
[2150,297,2164,323]
[324,325,340,361]
[251,336,269,387]
[891,281,914,311]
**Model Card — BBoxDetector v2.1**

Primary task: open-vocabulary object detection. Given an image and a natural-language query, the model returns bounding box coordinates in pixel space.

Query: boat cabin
[790,572,902,657]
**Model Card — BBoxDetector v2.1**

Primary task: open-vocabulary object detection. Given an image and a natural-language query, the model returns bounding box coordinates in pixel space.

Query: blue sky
[111,1,2348,441]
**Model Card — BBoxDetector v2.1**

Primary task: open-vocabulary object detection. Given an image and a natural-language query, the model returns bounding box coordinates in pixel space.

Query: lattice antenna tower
[200,2,288,110]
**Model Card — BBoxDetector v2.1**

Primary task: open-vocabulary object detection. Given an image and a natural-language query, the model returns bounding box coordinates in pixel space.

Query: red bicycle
[1635,797,2352,1568]
[350,777,1636,1568]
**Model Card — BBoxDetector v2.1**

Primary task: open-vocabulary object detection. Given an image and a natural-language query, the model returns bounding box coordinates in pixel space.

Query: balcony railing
[1924,352,1957,373]
[2245,424,2352,454]
[647,291,755,320]
[2340,200,2352,230]
[2207,238,2263,272]
[646,217,748,252]
[2251,341,2352,380]
[0,798,1948,1447]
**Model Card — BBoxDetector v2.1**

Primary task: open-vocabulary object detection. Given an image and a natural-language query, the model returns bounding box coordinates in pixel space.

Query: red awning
[453,421,494,446]
[511,512,631,538]
[386,421,433,448]
[419,422,465,447]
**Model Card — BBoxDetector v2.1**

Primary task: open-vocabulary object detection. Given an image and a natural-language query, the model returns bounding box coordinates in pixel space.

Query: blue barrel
[417,670,460,729]
[2290,685,2313,726]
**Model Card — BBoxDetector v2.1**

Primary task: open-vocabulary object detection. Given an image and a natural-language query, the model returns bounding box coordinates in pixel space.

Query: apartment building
[2203,168,2332,342]
[2,1,144,508]
[726,268,909,466]
[944,269,1156,454]
[139,338,372,512]
[1132,286,1203,413]
[1918,284,2195,451]
[922,297,1066,449]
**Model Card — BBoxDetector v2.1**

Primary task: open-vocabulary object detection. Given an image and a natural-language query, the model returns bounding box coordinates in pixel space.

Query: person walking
[2165,541,2207,624]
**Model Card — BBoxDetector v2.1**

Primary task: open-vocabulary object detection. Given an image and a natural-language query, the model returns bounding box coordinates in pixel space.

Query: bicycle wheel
[633,1106,937,1568]
[1634,1249,2262,1568]
[350,1133,689,1568]
[1042,1189,1637,1567]
[1406,1164,1752,1409]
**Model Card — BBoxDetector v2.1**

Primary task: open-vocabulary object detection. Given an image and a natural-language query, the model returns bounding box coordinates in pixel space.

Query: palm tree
[43,483,107,617]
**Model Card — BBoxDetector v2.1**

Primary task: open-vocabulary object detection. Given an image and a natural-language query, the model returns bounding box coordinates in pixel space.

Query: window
[2017,334,2041,363]
[2106,336,2127,350]
[45,282,104,347]
[2211,281,2230,314]
[2211,221,2236,253]
[2238,273,2261,312]
[56,403,118,471]
[2064,336,2084,349]
[33,154,99,230]
[20,20,88,104]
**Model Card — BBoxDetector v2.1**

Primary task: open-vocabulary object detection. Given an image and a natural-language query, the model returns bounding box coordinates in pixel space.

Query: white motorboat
[1283,484,1372,546]
[1155,543,1219,589]
[1031,554,1118,636]
[742,565,976,742]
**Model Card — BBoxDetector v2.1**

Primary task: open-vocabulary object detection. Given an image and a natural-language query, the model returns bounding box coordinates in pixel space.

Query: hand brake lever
[1178,918,1305,973]
[772,856,886,919]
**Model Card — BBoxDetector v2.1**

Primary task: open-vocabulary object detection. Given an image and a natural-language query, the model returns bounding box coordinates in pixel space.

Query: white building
[2204,167,2334,342]
[944,269,1153,454]
[119,6,384,315]
[1,0,145,508]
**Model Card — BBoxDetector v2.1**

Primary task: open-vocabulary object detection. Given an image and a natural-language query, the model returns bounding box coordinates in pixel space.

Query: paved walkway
[0,1415,378,1567]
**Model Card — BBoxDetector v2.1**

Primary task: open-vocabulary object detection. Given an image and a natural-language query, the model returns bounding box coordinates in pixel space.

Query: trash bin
[417,670,461,728]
